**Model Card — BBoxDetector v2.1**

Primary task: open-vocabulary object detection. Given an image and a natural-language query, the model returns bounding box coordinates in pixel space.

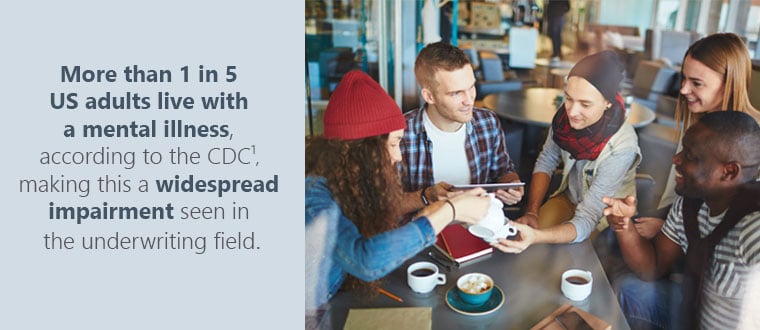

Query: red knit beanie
[323,70,407,140]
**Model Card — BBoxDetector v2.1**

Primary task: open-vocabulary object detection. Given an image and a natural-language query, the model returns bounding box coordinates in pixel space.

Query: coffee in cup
[407,261,446,294]
[561,269,593,301]
[468,194,518,242]
[457,273,494,305]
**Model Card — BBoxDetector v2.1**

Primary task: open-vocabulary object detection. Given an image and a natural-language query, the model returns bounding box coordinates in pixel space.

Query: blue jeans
[616,274,682,330]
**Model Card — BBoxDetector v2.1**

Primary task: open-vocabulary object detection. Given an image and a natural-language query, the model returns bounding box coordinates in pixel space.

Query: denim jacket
[305,176,437,309]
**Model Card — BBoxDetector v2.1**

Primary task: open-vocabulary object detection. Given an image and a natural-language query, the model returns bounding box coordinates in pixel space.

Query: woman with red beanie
[305,71,490,311]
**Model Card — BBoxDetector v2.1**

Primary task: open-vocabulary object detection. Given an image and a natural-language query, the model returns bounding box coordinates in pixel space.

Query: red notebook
[434,224,493,264]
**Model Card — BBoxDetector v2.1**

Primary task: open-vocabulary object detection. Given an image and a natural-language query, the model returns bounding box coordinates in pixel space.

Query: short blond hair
[414,42,471,90]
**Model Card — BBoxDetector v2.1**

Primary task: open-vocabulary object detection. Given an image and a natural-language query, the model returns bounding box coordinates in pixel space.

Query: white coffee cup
[468,194,518,242]
[407,261,446,294]
[561,269,593,301]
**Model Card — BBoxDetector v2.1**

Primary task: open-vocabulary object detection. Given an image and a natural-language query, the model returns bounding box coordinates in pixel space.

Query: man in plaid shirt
[400,42,523,213]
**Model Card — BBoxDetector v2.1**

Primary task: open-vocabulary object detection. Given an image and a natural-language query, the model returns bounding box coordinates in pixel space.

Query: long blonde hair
[674,33,760,133]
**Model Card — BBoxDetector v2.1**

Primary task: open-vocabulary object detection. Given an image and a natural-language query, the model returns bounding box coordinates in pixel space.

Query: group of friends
[305,32,760,329]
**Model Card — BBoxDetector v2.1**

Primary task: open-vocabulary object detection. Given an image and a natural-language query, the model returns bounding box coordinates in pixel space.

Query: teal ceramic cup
[457,273,494,305]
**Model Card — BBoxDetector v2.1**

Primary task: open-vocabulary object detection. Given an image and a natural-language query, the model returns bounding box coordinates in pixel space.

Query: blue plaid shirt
[400,105,517,192]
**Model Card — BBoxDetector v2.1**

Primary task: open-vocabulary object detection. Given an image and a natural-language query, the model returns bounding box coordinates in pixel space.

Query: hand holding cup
[468,194,518,242]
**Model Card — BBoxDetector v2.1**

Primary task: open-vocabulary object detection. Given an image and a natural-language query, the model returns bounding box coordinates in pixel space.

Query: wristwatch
[420,187,430,206]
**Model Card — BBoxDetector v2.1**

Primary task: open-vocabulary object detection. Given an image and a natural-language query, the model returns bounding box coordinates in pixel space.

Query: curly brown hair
[306,134,404,294]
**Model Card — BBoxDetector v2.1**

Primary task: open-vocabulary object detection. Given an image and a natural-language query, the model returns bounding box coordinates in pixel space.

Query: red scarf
[552,93,626,160]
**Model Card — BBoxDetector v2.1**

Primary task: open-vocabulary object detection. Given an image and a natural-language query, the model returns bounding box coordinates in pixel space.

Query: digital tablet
[450,182,525,192]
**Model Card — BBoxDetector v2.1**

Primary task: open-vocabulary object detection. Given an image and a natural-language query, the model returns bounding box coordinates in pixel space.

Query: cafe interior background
[305,0,760,201]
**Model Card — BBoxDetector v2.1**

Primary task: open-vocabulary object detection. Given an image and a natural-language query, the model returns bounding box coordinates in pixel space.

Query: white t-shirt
[422,110,470,185]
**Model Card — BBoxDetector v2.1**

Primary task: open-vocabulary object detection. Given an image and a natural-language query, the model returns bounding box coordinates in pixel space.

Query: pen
[428,251,453,271]
[378,288,404,303]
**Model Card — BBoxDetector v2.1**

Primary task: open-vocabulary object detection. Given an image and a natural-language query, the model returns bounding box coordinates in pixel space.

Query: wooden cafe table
[316,240,630,329]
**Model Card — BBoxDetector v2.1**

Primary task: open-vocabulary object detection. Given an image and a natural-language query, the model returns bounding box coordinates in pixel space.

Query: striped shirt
[662,196,760,329]
[400,106,516,192]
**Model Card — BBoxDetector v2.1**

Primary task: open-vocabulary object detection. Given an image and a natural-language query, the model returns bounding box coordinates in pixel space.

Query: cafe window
[742,2,760,58]
[305,0,405,136]
[306,0,374,97]
[716,0,760,58]
[655,0,681,30]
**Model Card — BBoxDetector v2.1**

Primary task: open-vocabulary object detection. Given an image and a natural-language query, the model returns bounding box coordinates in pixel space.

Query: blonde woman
[634,32,760,238]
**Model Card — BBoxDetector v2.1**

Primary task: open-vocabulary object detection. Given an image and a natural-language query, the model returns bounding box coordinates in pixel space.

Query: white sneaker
[550,56,560,65]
